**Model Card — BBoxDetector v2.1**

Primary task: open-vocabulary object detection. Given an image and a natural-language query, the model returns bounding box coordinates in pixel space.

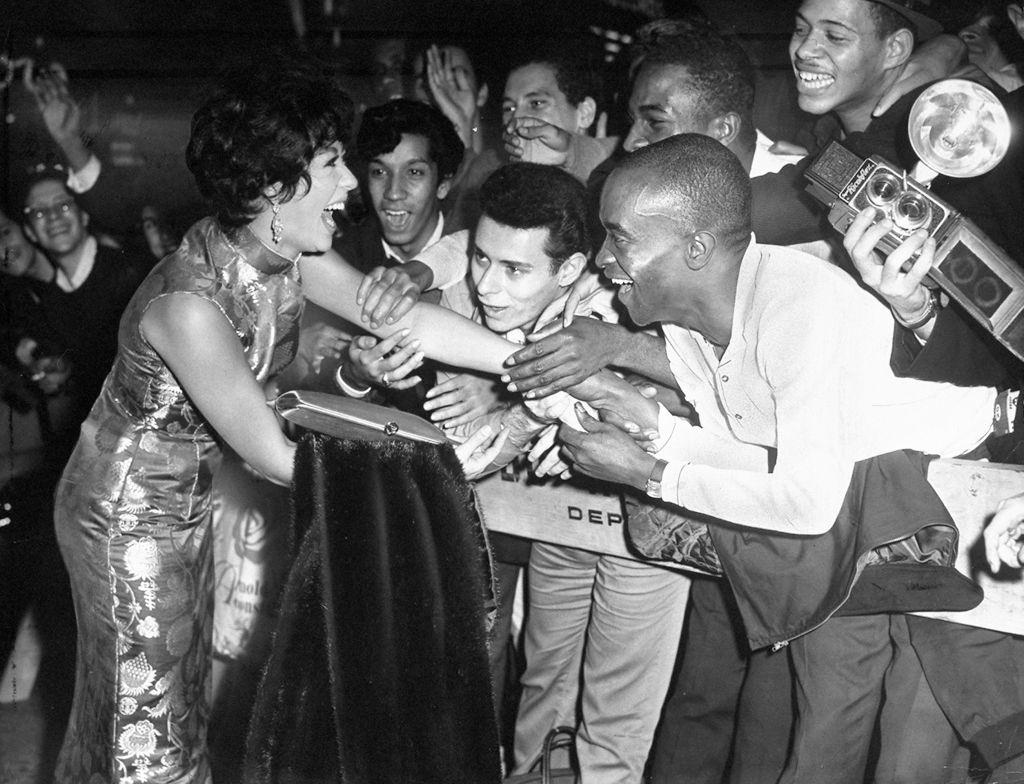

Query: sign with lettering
[473,460,630,555]
[474,460,687,574]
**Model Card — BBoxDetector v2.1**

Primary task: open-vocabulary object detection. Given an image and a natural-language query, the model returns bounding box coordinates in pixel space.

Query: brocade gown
[54,218,303,784]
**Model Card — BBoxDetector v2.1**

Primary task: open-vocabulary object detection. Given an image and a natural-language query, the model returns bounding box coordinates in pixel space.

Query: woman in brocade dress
[53,56,514,784]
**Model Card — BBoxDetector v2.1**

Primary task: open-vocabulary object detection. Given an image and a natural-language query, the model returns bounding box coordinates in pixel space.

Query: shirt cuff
[659,460,688,507]
[649,403,678,453]
[334,365,372,398]
[66,154,101,194]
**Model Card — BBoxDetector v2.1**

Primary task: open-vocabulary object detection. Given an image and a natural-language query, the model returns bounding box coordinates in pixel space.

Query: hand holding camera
[807,140,1024,360]
[805,79,1024,357]
[842,207,938,329]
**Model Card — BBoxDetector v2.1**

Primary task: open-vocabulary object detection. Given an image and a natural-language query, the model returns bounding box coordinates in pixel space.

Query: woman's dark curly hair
[186,53,353,228]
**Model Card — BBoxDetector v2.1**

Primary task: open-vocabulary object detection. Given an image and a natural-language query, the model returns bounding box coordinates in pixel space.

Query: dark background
[0,0,979,238]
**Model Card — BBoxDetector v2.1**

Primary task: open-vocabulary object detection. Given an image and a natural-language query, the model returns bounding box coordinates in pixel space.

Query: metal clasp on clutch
[274,390,446,445]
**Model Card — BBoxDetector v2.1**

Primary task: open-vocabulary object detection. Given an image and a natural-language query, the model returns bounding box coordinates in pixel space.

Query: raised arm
[142,294,296,485]
[26,62,94,177]
[300,248,515,375]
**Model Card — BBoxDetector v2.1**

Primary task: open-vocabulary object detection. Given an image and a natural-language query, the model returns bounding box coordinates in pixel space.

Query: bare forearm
[143,296,296,486]
[301,250,514,374]
[395,302,513,373]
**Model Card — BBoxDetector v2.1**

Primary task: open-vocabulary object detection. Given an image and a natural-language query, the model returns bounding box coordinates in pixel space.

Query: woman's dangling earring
[271,203,283,244]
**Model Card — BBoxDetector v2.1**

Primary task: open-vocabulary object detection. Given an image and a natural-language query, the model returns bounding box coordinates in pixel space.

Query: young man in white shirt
[559,133,997,784]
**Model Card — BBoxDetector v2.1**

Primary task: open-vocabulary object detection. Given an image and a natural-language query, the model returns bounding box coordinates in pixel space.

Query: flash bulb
[909,79,1011,178]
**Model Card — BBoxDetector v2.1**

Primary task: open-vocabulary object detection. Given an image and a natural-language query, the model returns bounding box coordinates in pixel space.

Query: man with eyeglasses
[20,169,149,444]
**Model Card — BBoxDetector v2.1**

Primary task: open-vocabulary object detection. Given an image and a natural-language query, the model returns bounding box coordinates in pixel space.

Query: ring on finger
[382,372,391,388]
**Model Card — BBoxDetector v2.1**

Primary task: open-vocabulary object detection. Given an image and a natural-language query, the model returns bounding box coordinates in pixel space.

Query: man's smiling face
[596,170,690,328]
[23,178,89,259]
[470,215,576,334]
[367,132,449,259]
[623,62,713,152]
[789,0,894,126]
[501,62,586,133]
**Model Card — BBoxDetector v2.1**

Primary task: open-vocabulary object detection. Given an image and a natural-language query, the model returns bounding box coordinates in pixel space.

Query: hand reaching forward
[424,372,503,430]
[356,263,432,328]
[558,404,657,490]
[503,317,631,398]
[346,330,425,390]
[985,492,1024,574]
[454,423,511,480]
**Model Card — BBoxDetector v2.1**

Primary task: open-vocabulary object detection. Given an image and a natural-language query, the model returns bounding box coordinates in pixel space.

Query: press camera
[805,140,1024,363]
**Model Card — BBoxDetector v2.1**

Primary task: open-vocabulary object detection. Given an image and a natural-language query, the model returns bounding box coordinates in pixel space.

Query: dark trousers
[908,617,1024,779]
[782,614,963,784]
[0,469,76,783]
[649,577,793,784]
[781,613,1024,784]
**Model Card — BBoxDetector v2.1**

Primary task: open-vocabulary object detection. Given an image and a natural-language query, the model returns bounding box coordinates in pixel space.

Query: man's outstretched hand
[502,317,631,398]
[558,404,656,489]
[424,372,503,429]
[985,492,1024,574]
[356,262,434,328]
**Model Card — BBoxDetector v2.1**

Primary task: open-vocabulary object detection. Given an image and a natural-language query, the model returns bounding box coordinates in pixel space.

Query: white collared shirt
[750,129,805,178]
[381,212,445,265]
[652,238,996,535]
[65,155,102,194]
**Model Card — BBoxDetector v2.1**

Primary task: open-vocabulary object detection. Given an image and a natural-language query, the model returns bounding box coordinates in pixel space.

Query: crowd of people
[4,0,1024,782]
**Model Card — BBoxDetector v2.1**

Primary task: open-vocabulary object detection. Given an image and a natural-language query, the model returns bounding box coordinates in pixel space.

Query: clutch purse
[274,390,446,445]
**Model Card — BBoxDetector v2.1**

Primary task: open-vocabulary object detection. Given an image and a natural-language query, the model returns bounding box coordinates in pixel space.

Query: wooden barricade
[914,459,1024,635]
[476,458,1024,634]
[473,461,632,559]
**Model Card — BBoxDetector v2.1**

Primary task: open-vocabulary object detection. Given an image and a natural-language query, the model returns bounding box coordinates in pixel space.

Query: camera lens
[892,191,932,233]
[866,171,901,207]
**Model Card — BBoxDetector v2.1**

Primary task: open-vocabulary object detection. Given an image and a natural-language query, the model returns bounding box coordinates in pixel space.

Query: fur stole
[245,434,500,783]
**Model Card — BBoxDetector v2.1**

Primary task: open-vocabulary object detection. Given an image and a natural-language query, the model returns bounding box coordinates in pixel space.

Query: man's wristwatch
[892,288,940,331]
[645,458,668,499]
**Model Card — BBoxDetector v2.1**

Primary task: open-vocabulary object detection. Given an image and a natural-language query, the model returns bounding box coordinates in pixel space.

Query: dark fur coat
[245,434,500,784]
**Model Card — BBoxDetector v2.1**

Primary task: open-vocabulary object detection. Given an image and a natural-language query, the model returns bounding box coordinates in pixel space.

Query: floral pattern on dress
[54,218,303,784]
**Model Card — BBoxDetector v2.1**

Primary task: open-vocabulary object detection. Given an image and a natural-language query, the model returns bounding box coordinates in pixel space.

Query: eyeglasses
[23,200,76,223]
